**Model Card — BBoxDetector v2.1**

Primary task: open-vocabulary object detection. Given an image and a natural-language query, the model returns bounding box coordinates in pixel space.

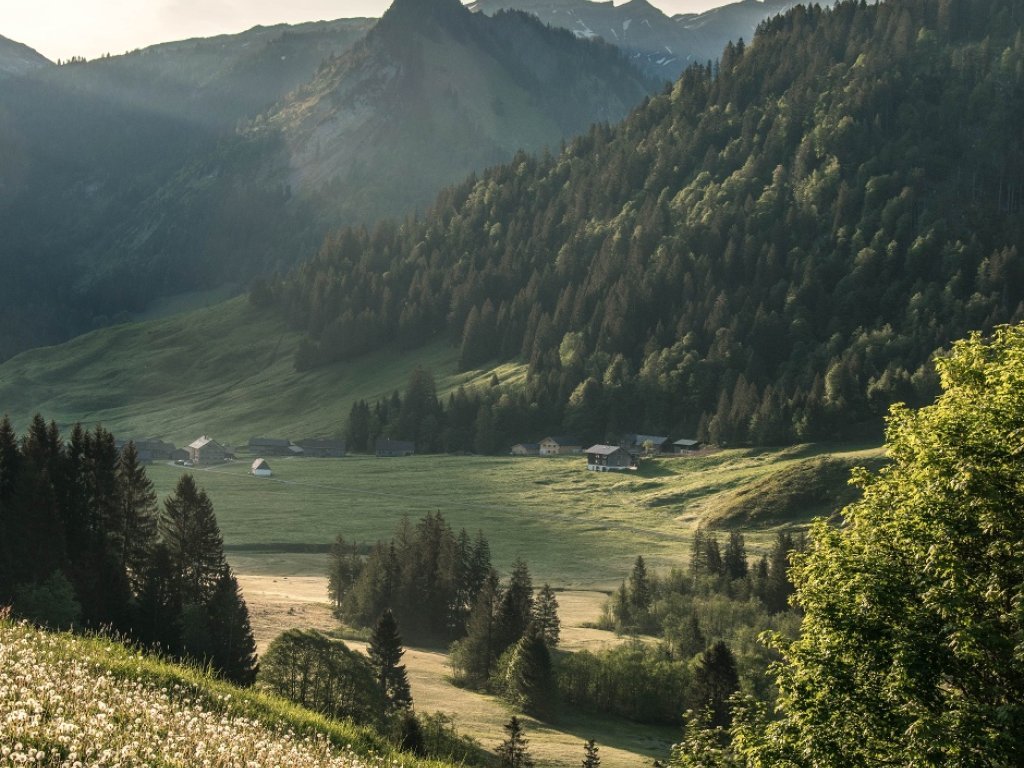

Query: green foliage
[272,0,1024,446]
[368,609,413,712]
[12,571,81,630]
[736,324,1024,765]
[499,625,558,719]
[258,628,387,727]
[581,739,601,768]
[496,716,534,768]
[532,583,561,647]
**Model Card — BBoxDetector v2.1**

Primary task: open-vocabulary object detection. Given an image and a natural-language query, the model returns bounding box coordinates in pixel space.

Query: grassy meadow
[0,296,525,445]
[149,445,882,589]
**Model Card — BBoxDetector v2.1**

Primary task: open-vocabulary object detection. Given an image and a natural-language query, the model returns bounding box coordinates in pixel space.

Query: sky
[3,0,736,62]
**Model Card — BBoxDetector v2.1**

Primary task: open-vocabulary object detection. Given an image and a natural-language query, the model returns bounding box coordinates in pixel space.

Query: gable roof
[674,438,701,447]
[249,437,291,448]
[542,436,583,446]
[189,436,220,450]
[586,444,625,455]
[251,458,271,470]
[630,434,669,446]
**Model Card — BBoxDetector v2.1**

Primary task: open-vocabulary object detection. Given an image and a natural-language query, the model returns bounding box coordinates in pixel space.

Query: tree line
[0,414,257,684]
[262,0,1024,447]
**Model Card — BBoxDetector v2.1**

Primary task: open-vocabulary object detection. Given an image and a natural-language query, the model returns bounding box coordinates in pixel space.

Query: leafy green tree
[496,716,534,768]
[13,571,81,629]
[368,609,413,712]
[328,535,362,610]
[736,326,1024,766]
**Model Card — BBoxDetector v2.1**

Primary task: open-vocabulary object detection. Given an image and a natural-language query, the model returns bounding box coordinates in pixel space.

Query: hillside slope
[0,618,445,768]
[0,34,51,76]
[270,0,1024,446]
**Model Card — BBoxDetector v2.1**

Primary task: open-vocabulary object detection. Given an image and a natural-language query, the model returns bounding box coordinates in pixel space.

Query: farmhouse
[250,458,272,477]
[510,442,540,456]
[188,436,227,464]
[539,436,583,456]
[375,438,415,457]
[585,444,636,471]
[623,434,671,455]
[248,437,294,456]
[673,438,703,454]
[294,438,346,458]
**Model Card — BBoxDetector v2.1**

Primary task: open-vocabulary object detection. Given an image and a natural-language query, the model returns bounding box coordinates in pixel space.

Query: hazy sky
[5,0,735,62]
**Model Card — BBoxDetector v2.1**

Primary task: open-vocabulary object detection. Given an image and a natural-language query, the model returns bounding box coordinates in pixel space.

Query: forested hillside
[269,0,1024,446]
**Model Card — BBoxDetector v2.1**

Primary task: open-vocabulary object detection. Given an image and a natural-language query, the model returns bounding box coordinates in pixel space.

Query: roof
[674,438,701,447]
[189,436,219,450]
[542,436,583,446]
[251,458,270,470]
[249,437,291,448]
[586,444,625,456]
[294,438,346,449]
[630,434,669,446]
[512,442,540,450]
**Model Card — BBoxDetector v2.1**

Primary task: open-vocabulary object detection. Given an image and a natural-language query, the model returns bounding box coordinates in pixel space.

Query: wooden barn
[250,458,272,477]
[248,437,294,456]
[539,436,583,456]
[375,438,415,457]
[294,438,347,458]
[510,443,540,456]
[188,436,227,465]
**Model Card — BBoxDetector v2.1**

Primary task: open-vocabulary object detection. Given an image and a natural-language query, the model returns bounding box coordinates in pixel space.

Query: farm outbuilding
[248,437,294,456]
[510,443,540,456]
[539,436,583,456]
[251,458,272,477]
[673,438,703,453]
[623,434,671,455]
[294,438,346,458]
[375,438,415,457]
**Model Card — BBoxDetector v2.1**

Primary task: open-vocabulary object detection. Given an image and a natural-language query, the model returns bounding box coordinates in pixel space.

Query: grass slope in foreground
[0,616,448,768]
[0,297,523,444]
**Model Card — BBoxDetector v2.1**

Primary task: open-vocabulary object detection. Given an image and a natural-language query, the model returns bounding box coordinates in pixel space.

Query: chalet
[510,442,541,456]
[250,458,272,477]
[248,437,294,456]
[585,444,636,472]
[294,438,346,458]
[623,434,671,455]
[673,438,703,454]
[375,438,415,457]
[539,436,583,456]
[188,436,227,464]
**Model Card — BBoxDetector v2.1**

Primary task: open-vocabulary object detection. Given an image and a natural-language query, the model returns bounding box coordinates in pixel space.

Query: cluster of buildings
[509,433,704,472]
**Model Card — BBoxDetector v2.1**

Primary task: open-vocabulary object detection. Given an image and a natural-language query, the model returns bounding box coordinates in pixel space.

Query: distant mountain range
[468,0,801,77]
[0,0,653,360]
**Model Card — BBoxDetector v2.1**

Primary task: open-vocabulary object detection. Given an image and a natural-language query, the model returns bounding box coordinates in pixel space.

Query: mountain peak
[380,0,469,26]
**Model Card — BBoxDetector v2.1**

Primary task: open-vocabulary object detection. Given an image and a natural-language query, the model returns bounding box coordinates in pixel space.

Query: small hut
[250,458,272,477]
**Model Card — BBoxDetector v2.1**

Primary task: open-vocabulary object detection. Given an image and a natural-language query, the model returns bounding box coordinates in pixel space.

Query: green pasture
[149,445,882,589]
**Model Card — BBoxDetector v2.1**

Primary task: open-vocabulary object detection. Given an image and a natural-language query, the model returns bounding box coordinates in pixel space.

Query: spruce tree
[532,583,561,646]
[205,569,258,686]
[496,716,534,768]
[368,608,413,711]
[496,559,534,651]
[628,555,652,611]
[693,641,740,729]
[582,739,601,768]
[452,569,502,685]
[722,531,748,580]
[160,474,226,604]
[114,441,159,594]
[503,624,557,719]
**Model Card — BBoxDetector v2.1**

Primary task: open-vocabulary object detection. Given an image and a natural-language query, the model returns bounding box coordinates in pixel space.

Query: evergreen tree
[582,740,601,768]
[496,716,534,768]
[328,535,362,609]
[722,531,748,580]
[532,583,560,646]
[205,569,258,686]
[496,559,534,652]
[693,641,740,729]
[160,474,226,604]
[451,569,501,685]
[368,609,413,711]
[113,441,159,594]
[503,624,557,719]
[628,555,652,611]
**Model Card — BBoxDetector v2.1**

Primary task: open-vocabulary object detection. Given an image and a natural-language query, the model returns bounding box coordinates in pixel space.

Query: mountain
[259,0,656,222]
[467,0,800,77]
[0,34,51,77]
[0,1,652,361]
[267,0,1024,446]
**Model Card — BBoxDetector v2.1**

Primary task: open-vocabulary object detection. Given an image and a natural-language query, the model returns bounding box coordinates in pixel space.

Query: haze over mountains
[0,34,51,77]
[0,0,654,360]
[469,0,801,76]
